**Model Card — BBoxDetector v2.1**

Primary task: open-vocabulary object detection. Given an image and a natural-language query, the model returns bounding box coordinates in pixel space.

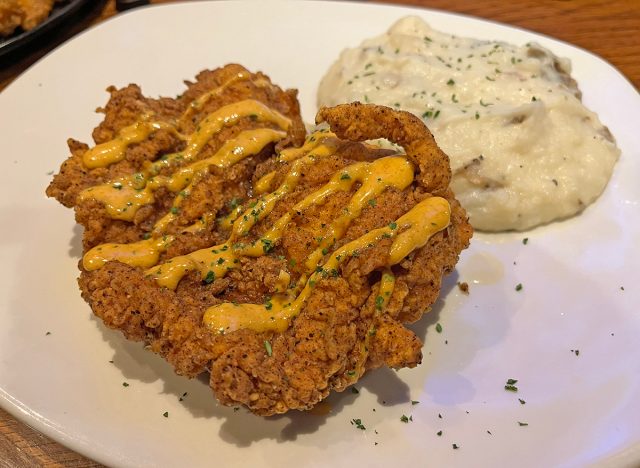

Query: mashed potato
[318,16,620,231]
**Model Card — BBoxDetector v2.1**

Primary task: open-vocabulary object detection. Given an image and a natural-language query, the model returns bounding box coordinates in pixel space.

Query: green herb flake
[122,382,129,387]
[411,400,419,405]
[515,283,523,291]
[170,206,179,215]
[351,387,360,394]
[204,270,215,284]
[435,323,443,333]
[400,415,410,423]
[505,377,519,392]
[351,418,366,430]
[163,412,169,418]
[452,444,460,450]
[368,199,377,207]
[389,222,397,230]
[437,430,443,436]
[340,173,351,180]
[518,421,529,426]
[261,238,274,254]
[522,238,529,245]
[264,340,273,356]
[375,295,384,310]
[518,398,526,405]
[447,79,455,86]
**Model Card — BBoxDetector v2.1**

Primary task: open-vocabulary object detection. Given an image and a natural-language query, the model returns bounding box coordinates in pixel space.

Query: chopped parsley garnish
[122,382,129,387]
[447,79,455,86]
[522,238,529,245]
[340,173,351,180]
[261,238,274,253]
[163,412,169,418]
[452,444,459,450]
[351,418,366,430]
[389,222,397,230]
[368,199,377,207]
[518,398,526,405]
[170,206,179,215]
[264,340,273,356]
[400,415,413,423]
[411,400,419,405]
[435,323,443,333]
[375,295,384,310]
[204,270,215,284]
[505,378,519,392]
[437,430,443,436]
[515,283,523,291]
[518,421,529,426]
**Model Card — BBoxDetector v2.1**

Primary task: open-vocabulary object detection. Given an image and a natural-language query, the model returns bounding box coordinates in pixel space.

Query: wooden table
[0,0,637,465]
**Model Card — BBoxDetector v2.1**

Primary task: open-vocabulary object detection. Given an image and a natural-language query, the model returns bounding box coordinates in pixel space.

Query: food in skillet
[0,0,62,37]
[47,64,472,415]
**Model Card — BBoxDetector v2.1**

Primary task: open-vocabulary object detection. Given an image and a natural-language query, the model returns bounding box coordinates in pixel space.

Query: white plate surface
[0,1,639,467]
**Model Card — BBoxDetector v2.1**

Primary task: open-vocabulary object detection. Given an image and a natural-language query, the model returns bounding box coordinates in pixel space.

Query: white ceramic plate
[1,1,638,467]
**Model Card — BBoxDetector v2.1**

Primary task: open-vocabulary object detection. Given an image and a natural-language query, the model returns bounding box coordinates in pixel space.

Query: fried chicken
[0,0,59,36]
[47,66,472,415]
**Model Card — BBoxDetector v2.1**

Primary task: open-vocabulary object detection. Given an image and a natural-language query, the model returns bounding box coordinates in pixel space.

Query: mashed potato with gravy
[318,16,620,231]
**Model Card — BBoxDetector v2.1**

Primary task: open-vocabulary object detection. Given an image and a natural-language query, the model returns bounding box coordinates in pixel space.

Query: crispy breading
[47,64,306,251]
[0,0,22,36]
[48,70,471,415]
[0,0,60,36]
[17,0,54,30]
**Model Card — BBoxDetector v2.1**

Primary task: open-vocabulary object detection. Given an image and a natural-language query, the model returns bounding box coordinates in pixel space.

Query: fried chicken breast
[47,66,472,415]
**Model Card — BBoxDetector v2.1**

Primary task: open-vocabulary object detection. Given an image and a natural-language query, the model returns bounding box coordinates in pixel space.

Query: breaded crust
[49,72,471,415]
